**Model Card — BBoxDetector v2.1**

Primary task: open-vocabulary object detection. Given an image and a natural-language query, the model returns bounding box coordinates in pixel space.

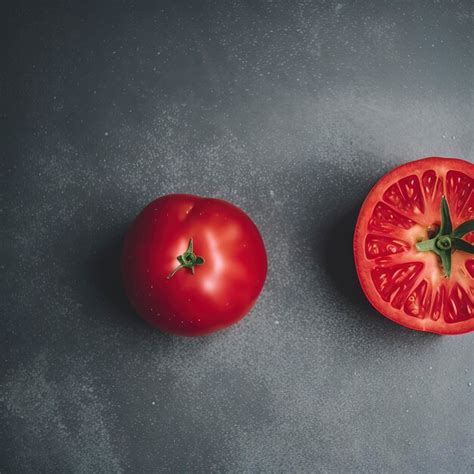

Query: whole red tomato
[354,157,473,334]
[122,194,267,336]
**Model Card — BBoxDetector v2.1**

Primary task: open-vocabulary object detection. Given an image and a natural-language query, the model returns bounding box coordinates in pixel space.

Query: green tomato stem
[416,196,474,277]
[166,239,205,279]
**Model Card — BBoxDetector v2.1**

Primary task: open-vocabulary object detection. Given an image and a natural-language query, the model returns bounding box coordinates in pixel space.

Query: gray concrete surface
[2,1,473,472]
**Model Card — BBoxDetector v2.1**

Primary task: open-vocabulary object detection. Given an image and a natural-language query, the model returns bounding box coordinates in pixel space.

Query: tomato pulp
[354,157,474,334]
[122,194,267,336]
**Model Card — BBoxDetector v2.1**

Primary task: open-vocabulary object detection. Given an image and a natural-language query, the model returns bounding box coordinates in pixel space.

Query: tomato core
[415,196,474,277]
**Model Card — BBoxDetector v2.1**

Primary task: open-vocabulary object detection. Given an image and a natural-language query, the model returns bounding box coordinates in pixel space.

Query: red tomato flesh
[354,157,474,334]
[122,194,267,336]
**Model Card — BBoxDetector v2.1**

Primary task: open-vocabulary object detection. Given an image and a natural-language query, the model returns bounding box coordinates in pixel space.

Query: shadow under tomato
[321,206,372,312]
[86,222,142,327]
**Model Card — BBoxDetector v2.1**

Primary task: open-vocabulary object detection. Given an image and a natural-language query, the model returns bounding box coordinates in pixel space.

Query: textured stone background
[2,1,473,472]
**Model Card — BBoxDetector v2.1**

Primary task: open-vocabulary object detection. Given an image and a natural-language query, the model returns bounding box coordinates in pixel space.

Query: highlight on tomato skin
[121,194,267,336]
[353,157,474,335]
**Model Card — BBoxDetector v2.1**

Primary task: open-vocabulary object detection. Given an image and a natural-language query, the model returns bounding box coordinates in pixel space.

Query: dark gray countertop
[2,1,473,472]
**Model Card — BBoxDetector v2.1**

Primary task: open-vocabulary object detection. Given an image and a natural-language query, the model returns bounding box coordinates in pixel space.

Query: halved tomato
[354,157,473,334]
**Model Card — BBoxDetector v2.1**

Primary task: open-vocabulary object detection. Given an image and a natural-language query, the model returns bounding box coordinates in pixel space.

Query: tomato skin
[122,194,267,336]
[354,157,474,335]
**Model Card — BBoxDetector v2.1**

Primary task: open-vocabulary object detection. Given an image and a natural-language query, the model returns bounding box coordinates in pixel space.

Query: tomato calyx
[416,196,474,277]
[166,239,205,279]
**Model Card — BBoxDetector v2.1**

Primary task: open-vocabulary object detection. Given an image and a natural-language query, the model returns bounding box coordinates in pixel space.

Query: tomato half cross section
[122,194,267,336]
[354,157,474,334]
